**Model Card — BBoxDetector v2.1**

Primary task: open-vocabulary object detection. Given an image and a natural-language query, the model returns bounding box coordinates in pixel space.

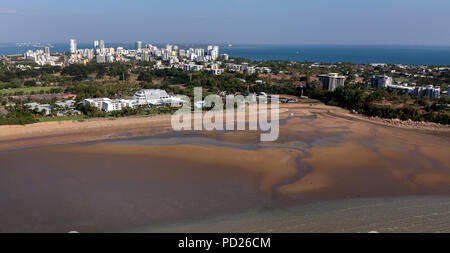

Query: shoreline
[124,195,450,233]
[1,103,449,145]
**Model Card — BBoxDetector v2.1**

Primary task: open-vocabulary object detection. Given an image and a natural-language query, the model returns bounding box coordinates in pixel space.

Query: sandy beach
[1,103,450,232]
[0,103,448,147]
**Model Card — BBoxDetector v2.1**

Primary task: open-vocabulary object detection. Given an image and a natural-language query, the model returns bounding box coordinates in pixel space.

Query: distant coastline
[2,43,450,65]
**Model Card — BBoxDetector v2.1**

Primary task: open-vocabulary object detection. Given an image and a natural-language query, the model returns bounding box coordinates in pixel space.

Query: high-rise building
[96,55,106,63]
[425,85,440,99]
[195,48,204,57]
[135,41,143,51]
[44,46,50,57]
[99,40,105,50]
[413,85,440,99]
[318,73,346,91]
[69,39,77,54]
[371,75,393,89]
[94,40,99,49]
[207,45,219,60]
[165,44,172,52]
[211,45,219,60]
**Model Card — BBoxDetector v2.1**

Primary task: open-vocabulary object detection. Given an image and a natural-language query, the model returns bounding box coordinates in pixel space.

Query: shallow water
[0,146,271,232]
[128,196,450,233]
[0,114,449,232]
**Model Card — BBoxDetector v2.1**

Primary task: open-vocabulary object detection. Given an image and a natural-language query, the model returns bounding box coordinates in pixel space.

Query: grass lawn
[0,87,55,95]
[394,77,410,83]
[39,115,86,122]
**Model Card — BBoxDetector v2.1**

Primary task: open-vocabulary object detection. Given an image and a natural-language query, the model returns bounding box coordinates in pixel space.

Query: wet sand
[128,196,450,233]
[0,104,449,232]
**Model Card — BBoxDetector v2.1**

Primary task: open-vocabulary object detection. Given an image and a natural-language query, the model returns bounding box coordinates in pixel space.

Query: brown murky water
[0,110,449,232]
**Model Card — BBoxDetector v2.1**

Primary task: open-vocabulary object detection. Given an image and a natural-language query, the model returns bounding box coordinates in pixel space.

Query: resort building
[83,98,111,109]
[132,89,172,105]
[101,99,134,112]
[82,89,185,112]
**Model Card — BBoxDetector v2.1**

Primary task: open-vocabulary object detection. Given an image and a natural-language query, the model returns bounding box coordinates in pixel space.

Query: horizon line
[2,42,450,48]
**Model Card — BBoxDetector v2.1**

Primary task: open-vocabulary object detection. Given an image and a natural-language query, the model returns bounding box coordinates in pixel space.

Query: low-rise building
[55,100,76,109]
[101,99,134,112]
[83,98,111,109]
[132,89,171,105]
[25,102,51,115]
[183,62,204,72]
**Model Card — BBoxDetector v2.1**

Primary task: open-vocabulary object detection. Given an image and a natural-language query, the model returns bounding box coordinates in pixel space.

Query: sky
[1,0,450,46]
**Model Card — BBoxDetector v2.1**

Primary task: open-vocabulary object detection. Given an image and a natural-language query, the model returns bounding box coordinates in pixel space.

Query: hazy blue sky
[1,0,450,45]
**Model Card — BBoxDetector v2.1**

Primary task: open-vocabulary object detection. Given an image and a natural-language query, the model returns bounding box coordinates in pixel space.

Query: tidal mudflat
[0,104,449,232]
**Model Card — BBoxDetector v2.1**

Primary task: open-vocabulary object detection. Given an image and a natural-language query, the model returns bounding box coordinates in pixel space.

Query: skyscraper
[44,46,50,57]
[99,40,105,50]
[212,46,219,60]
[135,41,143,51]
[207,45,219,60]
[69,39,77,54]
[195,48,204,57]
[165,44,172,52]
[94,40,99,49]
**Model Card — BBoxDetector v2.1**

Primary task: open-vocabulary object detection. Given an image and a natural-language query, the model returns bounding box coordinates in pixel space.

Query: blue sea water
[221,45,450,66]
[1,43,450,66]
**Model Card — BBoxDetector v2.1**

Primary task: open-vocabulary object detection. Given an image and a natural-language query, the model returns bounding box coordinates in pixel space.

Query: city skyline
[1,0,450,46]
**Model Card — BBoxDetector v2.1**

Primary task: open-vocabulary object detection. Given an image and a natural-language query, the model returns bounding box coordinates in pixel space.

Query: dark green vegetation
[0,104,37,125]
[305,82,450,124]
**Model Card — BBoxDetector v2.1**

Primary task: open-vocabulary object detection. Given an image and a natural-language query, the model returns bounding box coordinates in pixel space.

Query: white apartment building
[101,99,134,112]
[413,85,441,99]
[70,39,77,54]
[426,85,440,99]
[183,62,204,72]
[210,45,219,60]
[371,75,393,89]
[318,73,346,91]
[83,98,111,109]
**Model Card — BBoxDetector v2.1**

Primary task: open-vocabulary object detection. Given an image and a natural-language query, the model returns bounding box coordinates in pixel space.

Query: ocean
[1,43,450,65]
